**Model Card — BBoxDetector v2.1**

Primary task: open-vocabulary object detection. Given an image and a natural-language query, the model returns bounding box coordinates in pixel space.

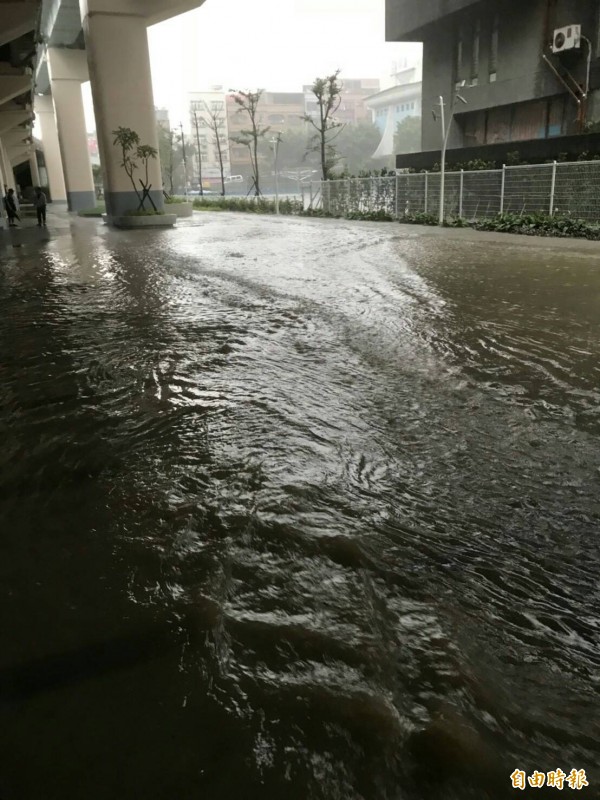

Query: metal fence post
[424,171,428,214]
[394,174,399,219]
[549,161,557,216]
[500,164,506,214]
[459,169,464,218]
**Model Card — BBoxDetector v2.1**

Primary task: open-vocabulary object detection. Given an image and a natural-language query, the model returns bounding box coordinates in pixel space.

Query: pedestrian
[4,188,20,226]
[34,187,47,226]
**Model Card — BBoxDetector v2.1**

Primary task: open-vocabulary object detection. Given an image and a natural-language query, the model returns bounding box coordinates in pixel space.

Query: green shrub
[345,209,394,222]
[473,212,600,239]
[299,207,333,218]
[399,211,438,226]
[77,205,105,217]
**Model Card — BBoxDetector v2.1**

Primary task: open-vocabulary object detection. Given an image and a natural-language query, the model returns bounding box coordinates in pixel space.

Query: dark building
[386,0,600,166]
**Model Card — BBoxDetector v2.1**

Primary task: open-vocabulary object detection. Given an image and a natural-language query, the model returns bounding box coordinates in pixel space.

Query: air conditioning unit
[552,25,581,54]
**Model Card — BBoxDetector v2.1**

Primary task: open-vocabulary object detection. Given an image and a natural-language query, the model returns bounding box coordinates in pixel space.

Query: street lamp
[434,83,468,225]
[179,121,188,196]
[192,110,204,196]
[269,132,282,214]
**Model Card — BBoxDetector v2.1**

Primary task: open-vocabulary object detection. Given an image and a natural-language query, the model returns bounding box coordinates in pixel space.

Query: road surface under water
[1,215,599,799]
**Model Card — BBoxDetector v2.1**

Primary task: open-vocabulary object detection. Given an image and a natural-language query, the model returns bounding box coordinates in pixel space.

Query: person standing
[33,187,47,226]
[5,188,20,226]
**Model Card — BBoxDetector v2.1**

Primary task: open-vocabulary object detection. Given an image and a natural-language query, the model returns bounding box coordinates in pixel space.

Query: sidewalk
[0,203,72,251]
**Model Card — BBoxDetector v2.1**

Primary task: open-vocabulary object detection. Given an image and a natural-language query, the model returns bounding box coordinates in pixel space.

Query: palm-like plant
[112,127,159,211]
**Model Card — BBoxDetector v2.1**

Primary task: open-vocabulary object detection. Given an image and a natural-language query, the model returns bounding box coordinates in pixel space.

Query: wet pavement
[1,211,600,799]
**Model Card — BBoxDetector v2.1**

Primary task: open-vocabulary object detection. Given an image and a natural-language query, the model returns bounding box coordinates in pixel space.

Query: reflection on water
[1,218,599,799]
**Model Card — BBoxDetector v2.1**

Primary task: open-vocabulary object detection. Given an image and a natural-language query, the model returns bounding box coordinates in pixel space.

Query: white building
[188,88,230,186]
[365,60,423,158]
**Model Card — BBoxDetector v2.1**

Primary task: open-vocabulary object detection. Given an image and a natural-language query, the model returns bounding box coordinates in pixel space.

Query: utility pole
[192,110,204,196]
[435,83,468,225]
[270,132,282,214]
[179,121,188,196]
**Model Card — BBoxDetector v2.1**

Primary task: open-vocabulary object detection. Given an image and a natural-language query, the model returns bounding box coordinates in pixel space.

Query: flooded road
[1,215,599,799]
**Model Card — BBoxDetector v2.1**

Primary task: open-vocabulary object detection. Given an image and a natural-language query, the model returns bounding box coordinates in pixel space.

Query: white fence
[305,160,600,222]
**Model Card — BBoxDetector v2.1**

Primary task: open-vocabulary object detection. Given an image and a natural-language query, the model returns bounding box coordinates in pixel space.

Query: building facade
[303,78,380,128]
[365,61,422,157]
[189,89,230,187]
[386,0,600,159]
[226,91,305,177]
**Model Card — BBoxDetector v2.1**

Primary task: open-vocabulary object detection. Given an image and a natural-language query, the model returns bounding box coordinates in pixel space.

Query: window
[411,102,415,110]
[471,20,480,85]
[490,14,499,81]
[455,27,464,85]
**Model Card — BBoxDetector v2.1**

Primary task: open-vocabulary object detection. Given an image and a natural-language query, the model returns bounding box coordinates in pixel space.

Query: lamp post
[269,132,282,214]
[192,110,204,196]
[435,84,468,225]
[179,121,188,196]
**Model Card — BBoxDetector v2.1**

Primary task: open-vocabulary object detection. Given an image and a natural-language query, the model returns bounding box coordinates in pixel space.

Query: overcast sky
[82,0,420,132]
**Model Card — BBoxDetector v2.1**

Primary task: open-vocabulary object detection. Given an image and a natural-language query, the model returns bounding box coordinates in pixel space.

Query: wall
[412,0,599,151]
[386,0,480,40]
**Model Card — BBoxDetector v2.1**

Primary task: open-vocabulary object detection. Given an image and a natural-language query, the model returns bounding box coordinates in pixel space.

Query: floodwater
[1,215,599,799]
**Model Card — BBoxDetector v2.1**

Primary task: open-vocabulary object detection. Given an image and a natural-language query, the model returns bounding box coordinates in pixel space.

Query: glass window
[455,27,464,83]
[490,14,499,78]
[471,20,480,82]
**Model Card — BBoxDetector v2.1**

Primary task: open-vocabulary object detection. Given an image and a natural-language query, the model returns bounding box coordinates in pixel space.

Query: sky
[82,0,421,133]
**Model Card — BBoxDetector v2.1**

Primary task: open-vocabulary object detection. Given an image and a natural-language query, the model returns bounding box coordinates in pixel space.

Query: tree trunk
[253,134,260,196]
[319,100,327,181]
[215,131,225,196]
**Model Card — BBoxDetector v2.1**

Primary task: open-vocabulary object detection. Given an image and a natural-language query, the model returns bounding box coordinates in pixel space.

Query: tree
[158,126,177,194]
[393,115,421,155]
[191,110,204,195]
[230,89,270,196]
[92,163,103,198]
[269,128,318,174]
[112,126,158,210]
[335,121,382,175]
[157,126,195,194]
[303,70,345,180]
[207,104,227,196]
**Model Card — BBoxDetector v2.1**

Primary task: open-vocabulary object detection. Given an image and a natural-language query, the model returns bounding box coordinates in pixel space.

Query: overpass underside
[0,0,206,223]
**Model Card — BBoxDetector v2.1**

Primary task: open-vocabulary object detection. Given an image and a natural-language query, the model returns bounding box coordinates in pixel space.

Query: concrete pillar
[80,1,164,215]
[0,139,16,191]
[35,95,67,204]
[47,48,95,211]
[0,145,6,229]
[30,150,41,186]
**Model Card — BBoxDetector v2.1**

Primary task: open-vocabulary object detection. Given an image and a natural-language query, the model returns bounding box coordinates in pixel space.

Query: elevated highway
[0,0,206,222]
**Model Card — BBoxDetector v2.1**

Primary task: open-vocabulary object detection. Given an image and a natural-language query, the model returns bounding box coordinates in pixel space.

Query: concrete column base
[105,189,164,216]
[67,190,97,211]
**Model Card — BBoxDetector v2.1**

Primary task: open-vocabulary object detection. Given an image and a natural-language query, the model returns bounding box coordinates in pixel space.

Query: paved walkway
[0,203,72,251]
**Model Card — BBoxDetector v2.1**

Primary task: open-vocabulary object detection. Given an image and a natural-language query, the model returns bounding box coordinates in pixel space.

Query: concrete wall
[406,0,600,150]
[386,0,480,40]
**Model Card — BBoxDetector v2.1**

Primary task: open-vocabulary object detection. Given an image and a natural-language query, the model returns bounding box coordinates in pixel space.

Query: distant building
[386,0,600,167]
[304,78,381,127]
[189,89,231,187]
[365,60,422,157]
[155,107,170,132]
[227,91,305,177]
[87,133,100,166]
